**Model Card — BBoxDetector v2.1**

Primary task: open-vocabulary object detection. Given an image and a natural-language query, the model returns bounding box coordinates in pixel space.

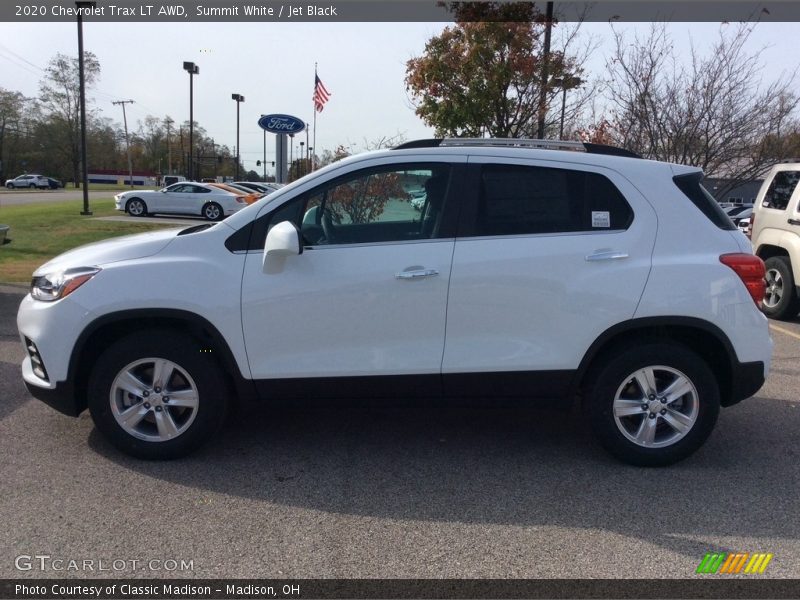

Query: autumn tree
[405,4,588,138]
[599,23,798,196]
[38,52,101,187]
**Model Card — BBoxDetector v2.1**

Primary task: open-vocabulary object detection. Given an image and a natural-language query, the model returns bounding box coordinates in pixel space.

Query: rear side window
[762,171,800,211]
[673,173,735,231]
[476,165,633,236]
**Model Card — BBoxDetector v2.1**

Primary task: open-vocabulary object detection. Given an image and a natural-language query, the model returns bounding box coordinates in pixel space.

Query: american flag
[313,74,330,112]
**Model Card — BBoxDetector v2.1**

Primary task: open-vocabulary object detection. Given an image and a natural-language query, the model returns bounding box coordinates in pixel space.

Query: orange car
[207,182,262,205]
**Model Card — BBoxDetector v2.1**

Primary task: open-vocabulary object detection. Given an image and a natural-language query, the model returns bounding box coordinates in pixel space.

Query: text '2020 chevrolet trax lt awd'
[17,139,772,466]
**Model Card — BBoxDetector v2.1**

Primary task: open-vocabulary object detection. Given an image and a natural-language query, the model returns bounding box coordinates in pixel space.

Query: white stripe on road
[770,324,800,342]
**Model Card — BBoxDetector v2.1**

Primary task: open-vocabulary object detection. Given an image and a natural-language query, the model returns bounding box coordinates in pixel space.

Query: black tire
[586,342,720,467]
[126,198,147,217]
[87,330,229,459]
[6,183,13,189]
[762,256,800,320]
[202,202,223,221]
[29,183,36,189]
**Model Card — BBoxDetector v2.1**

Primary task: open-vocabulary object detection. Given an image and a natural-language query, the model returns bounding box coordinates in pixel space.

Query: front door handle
[395,268,439,280]
[585,250,629,262]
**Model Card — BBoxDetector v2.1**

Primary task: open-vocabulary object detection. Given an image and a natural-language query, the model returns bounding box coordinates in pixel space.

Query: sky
[0,18,799,176]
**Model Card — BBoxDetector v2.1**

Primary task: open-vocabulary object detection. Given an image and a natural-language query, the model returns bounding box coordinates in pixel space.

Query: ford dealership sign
[258,114,306,134]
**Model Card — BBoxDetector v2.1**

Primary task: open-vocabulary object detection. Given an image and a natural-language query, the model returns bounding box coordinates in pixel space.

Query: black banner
[3,579,800,599]
[2,1,800,23]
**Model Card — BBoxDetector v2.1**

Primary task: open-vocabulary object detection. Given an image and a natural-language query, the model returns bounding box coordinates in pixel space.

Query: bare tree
[600,23,798,197]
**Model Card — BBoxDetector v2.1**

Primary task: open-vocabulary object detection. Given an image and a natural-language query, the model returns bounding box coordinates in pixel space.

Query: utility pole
[112,100,135,189]
[76,1,95,215]
[536,1,554,139]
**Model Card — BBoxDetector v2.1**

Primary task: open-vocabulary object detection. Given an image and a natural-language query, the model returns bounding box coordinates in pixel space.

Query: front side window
[264,164,452,247]
[475,164,633,236]
[762,171,800,211]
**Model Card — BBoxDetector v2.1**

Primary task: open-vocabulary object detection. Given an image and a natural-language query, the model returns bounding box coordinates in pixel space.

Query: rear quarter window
[673,173,735,230]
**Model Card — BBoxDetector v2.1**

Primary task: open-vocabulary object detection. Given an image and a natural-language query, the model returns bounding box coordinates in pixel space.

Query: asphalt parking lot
[0,284,798,580]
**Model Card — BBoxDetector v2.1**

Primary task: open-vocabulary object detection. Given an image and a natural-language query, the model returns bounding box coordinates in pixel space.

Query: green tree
[0,88,27,180]
[38,52,101,187]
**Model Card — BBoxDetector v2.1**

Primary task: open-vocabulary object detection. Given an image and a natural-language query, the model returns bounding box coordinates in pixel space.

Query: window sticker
[592,210,611,228]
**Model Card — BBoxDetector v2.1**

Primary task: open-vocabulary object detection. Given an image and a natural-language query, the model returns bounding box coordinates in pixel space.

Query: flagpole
[312,62,317,171]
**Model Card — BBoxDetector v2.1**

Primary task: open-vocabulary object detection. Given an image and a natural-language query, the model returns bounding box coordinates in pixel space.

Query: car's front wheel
[6,183,13,189]
[202,202,223,221]
[88,330,229,459]
[126,198,147,217]
[587,342,720,467]
[762,256,800,320]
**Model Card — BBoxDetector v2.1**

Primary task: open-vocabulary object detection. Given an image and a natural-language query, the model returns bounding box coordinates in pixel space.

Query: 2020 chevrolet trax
[17,139,772,466]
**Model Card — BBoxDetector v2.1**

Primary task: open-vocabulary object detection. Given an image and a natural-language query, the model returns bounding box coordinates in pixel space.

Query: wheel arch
[576,317,740,407]
[755,243,790,262]
[69,309,255,414]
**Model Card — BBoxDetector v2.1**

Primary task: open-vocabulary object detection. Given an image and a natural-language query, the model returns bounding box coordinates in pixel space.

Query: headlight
[30,267,101,302]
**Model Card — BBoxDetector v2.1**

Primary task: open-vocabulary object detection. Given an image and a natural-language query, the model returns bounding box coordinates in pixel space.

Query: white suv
[750,163,800,320]
[16,139,772,466]
[6,174,49,189]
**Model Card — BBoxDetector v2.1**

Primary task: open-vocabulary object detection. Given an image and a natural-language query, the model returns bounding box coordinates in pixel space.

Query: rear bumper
[723,360,766,407]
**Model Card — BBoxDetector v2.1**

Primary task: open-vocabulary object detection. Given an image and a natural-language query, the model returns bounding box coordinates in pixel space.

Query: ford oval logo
[258,114,306,134]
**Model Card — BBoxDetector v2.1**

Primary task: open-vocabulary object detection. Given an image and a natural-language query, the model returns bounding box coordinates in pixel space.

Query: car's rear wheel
[126,198,147,217]
[202,202,223,221]
[762,256,800,320]
[586,342,720,467]
[88,330,228,459]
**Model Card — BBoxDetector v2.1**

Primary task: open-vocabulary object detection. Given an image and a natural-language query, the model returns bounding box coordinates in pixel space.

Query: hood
[33,228,182,276]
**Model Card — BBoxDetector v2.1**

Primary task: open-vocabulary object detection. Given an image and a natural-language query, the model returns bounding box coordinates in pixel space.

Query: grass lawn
[0,199,175,283]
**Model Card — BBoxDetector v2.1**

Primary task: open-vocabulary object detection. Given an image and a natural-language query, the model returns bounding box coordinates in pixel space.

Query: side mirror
[265,220,302,257]
[263,221,302,274]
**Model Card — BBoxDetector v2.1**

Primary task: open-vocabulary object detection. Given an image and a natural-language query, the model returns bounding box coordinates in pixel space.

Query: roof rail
[393,138,641,159]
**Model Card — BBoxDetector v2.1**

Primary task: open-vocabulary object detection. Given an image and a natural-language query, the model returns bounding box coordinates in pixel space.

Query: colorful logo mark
[696,552,773,574]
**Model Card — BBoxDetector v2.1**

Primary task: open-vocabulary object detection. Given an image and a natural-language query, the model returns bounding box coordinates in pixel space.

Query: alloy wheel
[612,365,699,448]
[109,357,199,442]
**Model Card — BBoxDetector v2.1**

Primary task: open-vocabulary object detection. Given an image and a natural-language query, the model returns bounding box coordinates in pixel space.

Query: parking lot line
[769,323,800,342]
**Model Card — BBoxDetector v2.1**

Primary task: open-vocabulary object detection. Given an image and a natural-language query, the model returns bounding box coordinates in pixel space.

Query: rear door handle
[788,218,800,226]
[395,268,439,280]
[585,250,629,262]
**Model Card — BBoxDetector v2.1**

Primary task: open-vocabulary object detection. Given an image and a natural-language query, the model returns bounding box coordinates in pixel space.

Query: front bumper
[23,370,80,417]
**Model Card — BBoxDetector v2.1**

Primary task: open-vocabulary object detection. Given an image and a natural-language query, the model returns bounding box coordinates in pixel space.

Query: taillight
[719,253,766,306]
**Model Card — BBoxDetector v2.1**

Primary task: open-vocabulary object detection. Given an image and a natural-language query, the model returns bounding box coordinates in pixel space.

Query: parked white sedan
[114,182,248,221]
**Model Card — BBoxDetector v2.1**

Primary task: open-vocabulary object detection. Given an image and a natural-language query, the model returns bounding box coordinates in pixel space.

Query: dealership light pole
[231,93,244,180]
[76,1,96,215]
[183,61,199,180]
